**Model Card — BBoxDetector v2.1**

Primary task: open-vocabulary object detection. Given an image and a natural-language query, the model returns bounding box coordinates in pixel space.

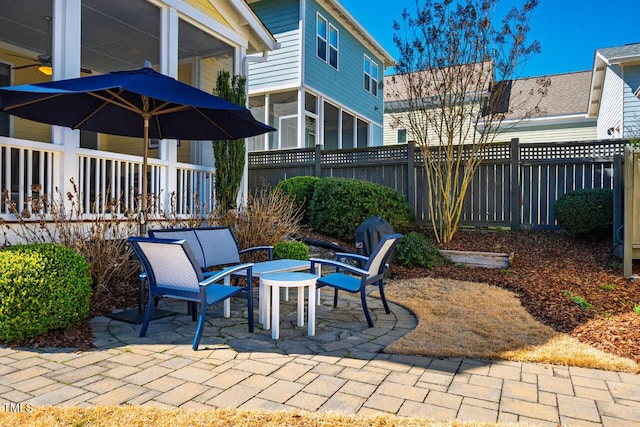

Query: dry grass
[382,278,640,373]
[0,406,526,427]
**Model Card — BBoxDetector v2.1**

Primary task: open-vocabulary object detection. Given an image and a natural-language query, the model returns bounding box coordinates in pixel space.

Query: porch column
[52,0,81,201]
[159,6,179,214]
[298,88,304,148]
[236,47,248,207]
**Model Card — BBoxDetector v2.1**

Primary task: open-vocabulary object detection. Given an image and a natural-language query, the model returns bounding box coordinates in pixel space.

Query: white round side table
[260,272,318,340]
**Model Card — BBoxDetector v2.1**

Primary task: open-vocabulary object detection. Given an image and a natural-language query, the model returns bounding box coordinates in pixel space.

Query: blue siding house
[246,0,394,151]
[588,42,640,139]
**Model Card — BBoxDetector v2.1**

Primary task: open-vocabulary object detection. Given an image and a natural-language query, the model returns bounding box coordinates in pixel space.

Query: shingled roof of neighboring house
[384,68,592,120]
[506,70,592,120]
[597,42,640,61]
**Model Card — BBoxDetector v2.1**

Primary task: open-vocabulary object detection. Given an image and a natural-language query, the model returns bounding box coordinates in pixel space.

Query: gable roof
[587,42,640,117]
[316,0,395,68]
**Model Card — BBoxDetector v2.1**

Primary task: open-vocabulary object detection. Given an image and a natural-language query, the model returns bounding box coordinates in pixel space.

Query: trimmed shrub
[308,177,414,242]
[274,176,320,224]
[273,241,309,260]
[0,243,93,343]
[394,231,445,268]
[553,188,613,240]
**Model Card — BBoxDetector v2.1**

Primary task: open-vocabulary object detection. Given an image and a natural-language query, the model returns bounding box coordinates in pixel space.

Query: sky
[339,0,640,78]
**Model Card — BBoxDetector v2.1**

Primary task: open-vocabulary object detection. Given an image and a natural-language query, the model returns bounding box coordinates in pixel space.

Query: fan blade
[81,67,92,74]
[12,63,39,70]
[7,53,36,61]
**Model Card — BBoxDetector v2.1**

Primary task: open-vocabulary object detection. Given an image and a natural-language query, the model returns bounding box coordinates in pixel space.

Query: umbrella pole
[141,112,149,236]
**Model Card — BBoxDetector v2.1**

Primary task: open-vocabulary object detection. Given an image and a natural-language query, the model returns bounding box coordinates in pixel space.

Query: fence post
[407,142,416,215]
[314,144,322,177]
[510,138,521,230]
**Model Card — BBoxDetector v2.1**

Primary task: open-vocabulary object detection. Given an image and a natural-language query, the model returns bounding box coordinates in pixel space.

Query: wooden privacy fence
[248,138,627,229]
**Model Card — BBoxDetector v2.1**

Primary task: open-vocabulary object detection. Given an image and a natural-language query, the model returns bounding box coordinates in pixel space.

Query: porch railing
[0,137,215,221]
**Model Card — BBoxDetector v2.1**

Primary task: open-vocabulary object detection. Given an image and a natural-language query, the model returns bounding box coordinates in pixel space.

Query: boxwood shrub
[393,231,445,268]
[273,241,309,260]
[308,177,414,242]
[274,176,320,224]
[0,243,93,343]
[553,188,613,240]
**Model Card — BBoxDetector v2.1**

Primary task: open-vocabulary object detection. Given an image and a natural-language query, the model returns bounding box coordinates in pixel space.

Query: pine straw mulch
[396,228,640,365]
[11,227,640,368]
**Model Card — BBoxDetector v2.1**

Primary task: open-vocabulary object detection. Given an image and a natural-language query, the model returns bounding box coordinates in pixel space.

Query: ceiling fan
[10,16,92,75]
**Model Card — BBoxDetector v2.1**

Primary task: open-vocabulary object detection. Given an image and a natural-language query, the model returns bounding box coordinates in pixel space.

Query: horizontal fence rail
[249,139,628,229]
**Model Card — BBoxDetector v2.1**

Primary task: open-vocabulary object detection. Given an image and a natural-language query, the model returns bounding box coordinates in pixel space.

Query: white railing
[0,137,216,221]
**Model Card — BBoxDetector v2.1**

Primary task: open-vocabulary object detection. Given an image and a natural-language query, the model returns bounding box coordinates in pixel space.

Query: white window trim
[316,13,338,70]
[316,13,328,63]
[328,23,338,70]
[363,54,378,97]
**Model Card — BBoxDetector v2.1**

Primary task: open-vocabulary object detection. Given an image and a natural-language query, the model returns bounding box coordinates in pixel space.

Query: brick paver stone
[557,395,600,423]
[457,403,498,423]
[154,382,210,406]
[500,397,559,423]
[286,391,328,411]
[502,380,538,402]
[319,392,366,413]
[206,384,259,408]
[537,375,574,396]
[448,381,501,402]
[376,382,428,402]
[397,400,457,420]
[304,375,347,397]
[256,380,304,403]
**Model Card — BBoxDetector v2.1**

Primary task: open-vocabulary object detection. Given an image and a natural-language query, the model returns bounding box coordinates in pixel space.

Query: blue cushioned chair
[310,233,403,327]
[128,237,253,350]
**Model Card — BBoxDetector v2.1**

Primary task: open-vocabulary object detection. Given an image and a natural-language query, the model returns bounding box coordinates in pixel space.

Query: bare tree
[388,0,547,243]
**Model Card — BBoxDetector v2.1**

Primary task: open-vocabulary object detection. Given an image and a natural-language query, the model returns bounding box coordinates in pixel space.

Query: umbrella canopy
[0,62,275,230]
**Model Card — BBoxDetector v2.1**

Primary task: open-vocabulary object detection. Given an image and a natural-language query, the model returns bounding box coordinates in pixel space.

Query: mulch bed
[11,227,640,365]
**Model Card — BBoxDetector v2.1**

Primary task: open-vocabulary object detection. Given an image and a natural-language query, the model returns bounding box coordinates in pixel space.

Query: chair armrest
[309,257,368,277]
[335,252,368,263]
[239,246,273,260]
[201,263,254,287]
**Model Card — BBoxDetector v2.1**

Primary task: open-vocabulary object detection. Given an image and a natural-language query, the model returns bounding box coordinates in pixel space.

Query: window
[397,129,407,144]
[363,55,378,96]
[317,14,338,69]
[0,63,10,136]
[329,25,338,69]
[317,15,327,62]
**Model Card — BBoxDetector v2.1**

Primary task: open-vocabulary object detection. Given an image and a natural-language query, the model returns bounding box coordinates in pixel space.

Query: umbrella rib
[193,107,235,139]
[1,93,63,111]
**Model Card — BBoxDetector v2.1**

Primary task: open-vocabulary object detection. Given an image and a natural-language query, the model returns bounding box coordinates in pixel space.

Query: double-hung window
[317,14,338,69]
[363,55,378,97]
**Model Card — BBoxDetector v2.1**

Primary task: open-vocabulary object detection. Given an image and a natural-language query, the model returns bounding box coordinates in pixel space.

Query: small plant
[393,231,444,268]
[562,290,593,310]
[273,241,309,260]
[600,283,615,291]
[0,243,92,343]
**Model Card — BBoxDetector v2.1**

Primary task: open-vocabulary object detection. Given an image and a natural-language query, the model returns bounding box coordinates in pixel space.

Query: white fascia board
[498,114,595,128]
[161,0,249,49]
[320,0,395,67]
[226,0,278,51]
[587,52,608,118]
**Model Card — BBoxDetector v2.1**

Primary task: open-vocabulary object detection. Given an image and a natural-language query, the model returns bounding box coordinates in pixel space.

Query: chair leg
[378,281,391,314]
[333,288,339,308]
[247,285,254,333]
[139,290,154,337]
[189,301,197,322]
[360,289,374,327]
[192,302,207,350]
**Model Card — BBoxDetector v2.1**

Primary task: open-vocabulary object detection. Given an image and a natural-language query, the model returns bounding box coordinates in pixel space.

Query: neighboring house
[587,42,640,139]
[245,0,394,151]
[383,70,597,145]
[0,0,277,220]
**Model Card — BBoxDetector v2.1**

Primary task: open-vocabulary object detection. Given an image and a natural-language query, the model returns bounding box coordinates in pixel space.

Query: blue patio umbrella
[0,62,275,225]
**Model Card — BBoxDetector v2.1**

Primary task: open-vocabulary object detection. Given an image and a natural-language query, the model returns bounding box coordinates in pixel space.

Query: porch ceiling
[0,0,233,74]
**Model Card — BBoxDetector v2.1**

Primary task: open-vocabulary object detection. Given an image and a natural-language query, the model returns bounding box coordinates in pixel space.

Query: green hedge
[553,188,613,240]
[308,177,414,242]
[0,243,93,343]
[275,176,320,224]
